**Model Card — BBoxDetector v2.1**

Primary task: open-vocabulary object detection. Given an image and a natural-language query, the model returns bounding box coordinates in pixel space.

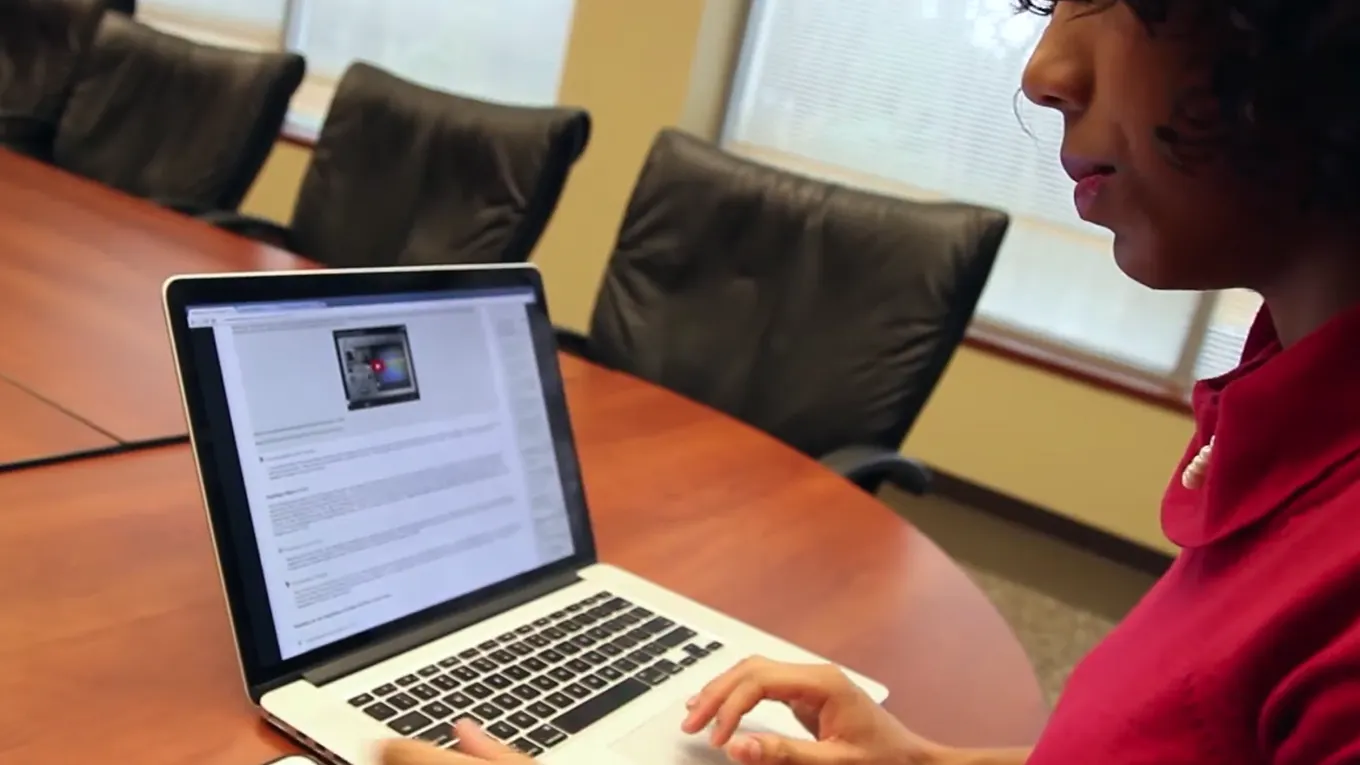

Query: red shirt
[1026,304,1360,764]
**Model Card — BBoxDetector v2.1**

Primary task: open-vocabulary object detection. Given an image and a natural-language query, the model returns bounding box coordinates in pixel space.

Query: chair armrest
[819,445,933,495]
[555,326,594,360]
[199,210,294,250]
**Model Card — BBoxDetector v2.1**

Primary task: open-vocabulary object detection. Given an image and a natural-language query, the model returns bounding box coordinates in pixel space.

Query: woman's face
[1021,2,1289,291]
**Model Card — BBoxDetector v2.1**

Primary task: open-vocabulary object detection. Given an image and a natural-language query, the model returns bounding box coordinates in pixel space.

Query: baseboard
[929,470,1175,577]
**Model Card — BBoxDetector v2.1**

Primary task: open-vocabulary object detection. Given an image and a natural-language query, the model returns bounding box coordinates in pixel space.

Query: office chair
[51,13,304,213]
[561,129,1010,495]
[208,62,591,268]
[0,0,106,160]
[106,0,135,12]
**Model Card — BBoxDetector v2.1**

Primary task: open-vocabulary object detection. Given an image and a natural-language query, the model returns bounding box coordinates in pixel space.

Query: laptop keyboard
[344,591,725,756]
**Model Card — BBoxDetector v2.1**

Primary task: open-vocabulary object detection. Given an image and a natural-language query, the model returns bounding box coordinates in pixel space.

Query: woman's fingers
[682,658,843,741]
[381,739,480,765]
[452,720,519,759]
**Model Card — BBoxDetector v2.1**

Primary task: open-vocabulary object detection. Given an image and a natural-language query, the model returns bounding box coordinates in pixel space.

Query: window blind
[725,0,1251,384]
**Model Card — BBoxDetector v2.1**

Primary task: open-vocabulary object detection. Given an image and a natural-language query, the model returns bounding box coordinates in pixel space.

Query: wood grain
[0,355,1045,765]
[0,149,316,444]
[0,376,115,467]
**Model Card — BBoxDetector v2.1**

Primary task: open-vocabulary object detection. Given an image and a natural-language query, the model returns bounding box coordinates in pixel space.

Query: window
[724,0,1261,395]
[137,0,576,132]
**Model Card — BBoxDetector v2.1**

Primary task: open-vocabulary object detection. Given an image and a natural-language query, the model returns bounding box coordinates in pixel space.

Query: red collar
[1162,302,1360,548]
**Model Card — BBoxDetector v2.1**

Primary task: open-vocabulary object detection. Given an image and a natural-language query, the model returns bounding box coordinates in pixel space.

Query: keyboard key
[410,684,440,701]
[587,627,613,641]
[348,693,375,707]
[588,606,614,621]
[373,683,398,696]
[416,723,455,746]
[431,675,460,692]
[453,712,484,727]
[527,725,568,749]
[465,683,494,700]
[613,635,639,650]
[388,711,433,736]
[438,657,461,668]
[655,659,683,675]
[472,658,498,673]
[549,667,576,682]
[707,641,724,652]
[641,616,676,635]
[539,649,565,663]
[512,684,541,701]
[419,665,441,677]
[603,598,632,611]
[627,628,652,643]
[575,610,598,625]
[499,632,518,643]
[363,702,397,721]
[485,674,513,690]
[564,683,591,699]
[522,657,549,672]
[542,627,567,641]
[656,626,698,648]
[581,674,608,690]
[504,666,531,681]
[560,618,585,633]
[459,648,481,659]
[598,665,624,681]
[556,641,582,656]
[570,635,597,649]
[684,644,709,658]
[511,739,545,756]
[396,674,420,687]
[598,643,623,657]
[516,625,535,635]
[487,721,520,740]
[566,602,585,613]
[530,676,559,691]
[507,642,533,656]
[681,656,699,666]
[422,700,455,719]
[549,611,567,620]
[628,650,652,665]
[443,691,473,709]
[493,693,523,710]
[551,678,650,734]
[526,634,550,648]
[528,701,557,718]
[582,651,608,666]
[612,658,640,673]
[545,692,574,709]
[452,666,479,682]
[389,693,418,710]
[641,643,669,659]
[636,667,669,685]
[472,703,504,720]
[629,607,654,619]
[566,659,592,674]
[479,640,499,651]
[533,616,552,626]
[490,650,517,664]
[508,710,539,728]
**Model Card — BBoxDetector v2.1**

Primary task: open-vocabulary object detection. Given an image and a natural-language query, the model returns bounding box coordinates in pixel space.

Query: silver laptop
[162,264,886,765]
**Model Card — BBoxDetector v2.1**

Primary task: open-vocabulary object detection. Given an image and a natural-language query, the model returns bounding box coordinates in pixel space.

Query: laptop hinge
[303,569,583,686]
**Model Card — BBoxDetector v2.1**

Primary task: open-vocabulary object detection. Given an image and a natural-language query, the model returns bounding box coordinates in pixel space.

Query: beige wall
[238,0,1192,554]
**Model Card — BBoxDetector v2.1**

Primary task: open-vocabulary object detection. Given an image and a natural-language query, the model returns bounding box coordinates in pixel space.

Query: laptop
[163,264,887,765]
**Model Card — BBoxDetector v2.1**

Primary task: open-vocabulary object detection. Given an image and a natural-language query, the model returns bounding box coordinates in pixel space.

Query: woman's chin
[1111,231,1182,290]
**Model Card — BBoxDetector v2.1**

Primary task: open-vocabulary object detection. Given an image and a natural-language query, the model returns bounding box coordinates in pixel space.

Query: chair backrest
[587,129,1009,458]
[289,62,591,269]
[0,0,106,160]
[52,13,304,210]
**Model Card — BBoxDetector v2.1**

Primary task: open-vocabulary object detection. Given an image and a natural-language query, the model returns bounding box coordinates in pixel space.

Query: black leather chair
[51,13,304,213]
[106,0,135,12]
[208,62,591,268]
[562,129,1010,495]
[0,0,107,160]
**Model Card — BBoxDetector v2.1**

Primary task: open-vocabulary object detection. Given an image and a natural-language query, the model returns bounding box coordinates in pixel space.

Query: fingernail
[726,735,759,763]
[686,695,698,708]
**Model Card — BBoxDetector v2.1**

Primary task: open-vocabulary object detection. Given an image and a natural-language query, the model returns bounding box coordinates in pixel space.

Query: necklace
[1181,436,1214,490]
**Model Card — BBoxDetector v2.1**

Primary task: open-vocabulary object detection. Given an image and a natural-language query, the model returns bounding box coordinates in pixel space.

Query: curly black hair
[1015,0,1360,213]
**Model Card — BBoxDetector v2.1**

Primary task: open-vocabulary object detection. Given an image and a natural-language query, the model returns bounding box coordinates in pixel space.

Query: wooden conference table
[0,151,1047,763]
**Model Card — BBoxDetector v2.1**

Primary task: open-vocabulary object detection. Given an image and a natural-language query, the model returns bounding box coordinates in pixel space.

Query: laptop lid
[163,265,597,698]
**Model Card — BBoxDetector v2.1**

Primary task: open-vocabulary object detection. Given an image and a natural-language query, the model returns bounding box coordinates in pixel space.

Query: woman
[384,0,1360,762]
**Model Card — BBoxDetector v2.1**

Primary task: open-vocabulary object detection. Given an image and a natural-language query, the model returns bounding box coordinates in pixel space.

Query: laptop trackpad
[610,700,809,765]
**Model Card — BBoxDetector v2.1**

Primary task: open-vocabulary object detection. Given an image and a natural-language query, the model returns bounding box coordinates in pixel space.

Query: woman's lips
[1074,172,1111,221]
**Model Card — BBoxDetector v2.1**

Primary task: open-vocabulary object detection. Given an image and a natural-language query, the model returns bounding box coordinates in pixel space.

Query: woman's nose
[1021,22,1093,116]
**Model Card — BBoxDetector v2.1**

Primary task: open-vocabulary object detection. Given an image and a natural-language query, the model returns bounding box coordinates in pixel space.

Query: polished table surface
[0,376,115,467]
[0,355,1046,764]
[0,150,315,444]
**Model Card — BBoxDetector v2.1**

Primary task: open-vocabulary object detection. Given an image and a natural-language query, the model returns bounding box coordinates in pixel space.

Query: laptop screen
[185,287,578,661]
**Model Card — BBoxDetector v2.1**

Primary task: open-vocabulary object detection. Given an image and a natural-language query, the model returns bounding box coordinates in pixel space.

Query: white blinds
[725,0,1253,383]
[138,0,574,127]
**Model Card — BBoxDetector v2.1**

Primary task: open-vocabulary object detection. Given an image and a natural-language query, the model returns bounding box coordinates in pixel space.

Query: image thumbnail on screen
[333,325,420,411]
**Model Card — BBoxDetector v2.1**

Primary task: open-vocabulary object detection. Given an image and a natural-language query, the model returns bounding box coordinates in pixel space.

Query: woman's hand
[379,720,533,765]
[681,656,946,765]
